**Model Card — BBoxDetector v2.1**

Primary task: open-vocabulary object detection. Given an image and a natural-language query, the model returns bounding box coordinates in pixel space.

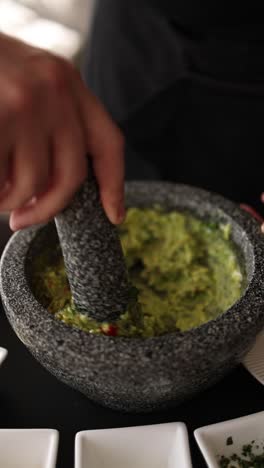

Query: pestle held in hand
[55,167,129,322]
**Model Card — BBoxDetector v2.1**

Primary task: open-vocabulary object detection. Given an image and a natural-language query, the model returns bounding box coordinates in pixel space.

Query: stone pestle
[54,164,129,322]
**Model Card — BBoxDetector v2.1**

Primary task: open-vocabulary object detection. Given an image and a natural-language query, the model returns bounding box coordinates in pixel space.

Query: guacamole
[32,208,244,338]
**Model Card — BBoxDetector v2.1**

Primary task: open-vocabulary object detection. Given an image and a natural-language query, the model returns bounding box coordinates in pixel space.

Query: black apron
[82,0,264,209]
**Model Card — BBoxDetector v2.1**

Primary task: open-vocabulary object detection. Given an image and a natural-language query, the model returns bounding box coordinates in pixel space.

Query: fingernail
[9,219,20,231]
[106,201,125,225]
[117,204,126,224]
[106,206,117,225]
[9,213,25,231]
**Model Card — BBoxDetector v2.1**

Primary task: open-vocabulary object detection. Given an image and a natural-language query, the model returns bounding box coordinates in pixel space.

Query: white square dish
[0,429,59,468]
[243,330,264,385]
[194,411,264,467]
[75,422,192,468]
[0,346,8,365]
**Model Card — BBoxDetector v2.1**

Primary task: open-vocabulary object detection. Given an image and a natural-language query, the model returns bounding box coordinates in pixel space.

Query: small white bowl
[75,422,192,468]
[0,347,8,365]
[0,429,59,468]
[243,330,264,385]
[194,411,264,468]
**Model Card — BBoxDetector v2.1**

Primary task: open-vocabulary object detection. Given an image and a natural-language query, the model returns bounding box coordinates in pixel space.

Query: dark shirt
[147,0,264,34]
[83,0,264,207]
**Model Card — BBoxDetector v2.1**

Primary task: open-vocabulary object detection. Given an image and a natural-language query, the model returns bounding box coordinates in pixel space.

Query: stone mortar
[1,182,264,413]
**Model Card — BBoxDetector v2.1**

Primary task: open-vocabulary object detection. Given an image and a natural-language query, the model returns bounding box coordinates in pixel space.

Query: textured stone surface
[1,182,264,413]
[55,169,129,322]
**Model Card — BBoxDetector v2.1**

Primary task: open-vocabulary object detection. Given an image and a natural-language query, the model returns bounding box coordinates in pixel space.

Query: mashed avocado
[32,208,244,338]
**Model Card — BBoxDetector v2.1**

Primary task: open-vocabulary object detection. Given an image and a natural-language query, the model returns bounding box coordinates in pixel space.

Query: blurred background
[0,0,96,61]
[0,0,96,253]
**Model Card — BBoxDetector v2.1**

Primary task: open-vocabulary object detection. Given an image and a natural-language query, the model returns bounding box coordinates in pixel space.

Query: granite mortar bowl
[1,182,264,413]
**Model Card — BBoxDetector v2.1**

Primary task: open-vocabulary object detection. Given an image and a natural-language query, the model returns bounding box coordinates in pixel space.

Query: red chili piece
[100,323,118,336]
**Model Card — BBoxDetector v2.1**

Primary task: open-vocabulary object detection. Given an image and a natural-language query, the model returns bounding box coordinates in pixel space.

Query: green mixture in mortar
[32,208,244,338]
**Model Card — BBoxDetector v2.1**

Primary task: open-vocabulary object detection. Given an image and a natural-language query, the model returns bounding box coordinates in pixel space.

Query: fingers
[72,73,125,224]
[240,204,264,224]
[10,101,87,230]
[261,194,264,233]
[241,199,264,234]
[0,131,50,213]
[0,150,11,194]
[0,41,125,229]
[10,152,87,231]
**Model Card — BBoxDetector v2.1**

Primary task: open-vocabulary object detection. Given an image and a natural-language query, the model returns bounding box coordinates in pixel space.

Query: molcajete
[1,182,264,413]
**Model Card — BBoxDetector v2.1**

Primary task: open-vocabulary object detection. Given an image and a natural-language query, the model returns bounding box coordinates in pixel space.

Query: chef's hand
[240,193,264,232]
[0,33,125,231]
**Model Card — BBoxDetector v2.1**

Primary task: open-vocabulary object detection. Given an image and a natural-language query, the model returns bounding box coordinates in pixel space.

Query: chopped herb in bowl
[219,440,264,467]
